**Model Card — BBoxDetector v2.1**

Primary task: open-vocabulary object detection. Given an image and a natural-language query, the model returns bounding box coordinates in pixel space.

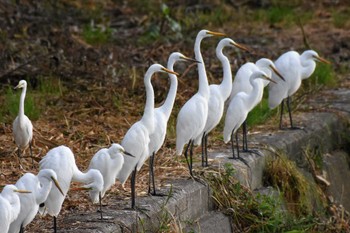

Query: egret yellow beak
[263,75,277,84]
[313,55,331,64]
[162,67,179,76]
[181,55,200,63]
[15,189,31,194]
[269,65,285,81]
[51,177,64,196]
[207,31,226,37]
[230,41,250,53]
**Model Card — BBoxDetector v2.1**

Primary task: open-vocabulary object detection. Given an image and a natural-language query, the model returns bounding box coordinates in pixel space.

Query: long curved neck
[247,77,263,109]
[216,45,232,100]
[160,63,177,119]
[19,86,27,119]
[36,178,53,205]
[72,163,93,184]
[195,37,209,98]
[300,58,316,80]
[141,69,155,131]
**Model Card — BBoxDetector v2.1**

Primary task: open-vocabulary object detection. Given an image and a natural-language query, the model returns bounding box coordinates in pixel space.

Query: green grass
[303,63,336,90]
[247,97,277,126]
[1,85,40,122]
[82,23,113,45]
[332,8,350,28]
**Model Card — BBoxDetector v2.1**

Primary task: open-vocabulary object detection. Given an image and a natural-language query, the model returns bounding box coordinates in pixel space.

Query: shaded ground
[0,0,349,232]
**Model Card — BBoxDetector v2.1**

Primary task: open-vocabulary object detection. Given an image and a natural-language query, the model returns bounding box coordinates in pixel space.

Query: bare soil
[0,1,349,232]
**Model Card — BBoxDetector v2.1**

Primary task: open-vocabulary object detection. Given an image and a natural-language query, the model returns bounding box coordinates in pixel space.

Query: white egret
[12,80,34,167]
[147,53,198,196]
[228,58,285,152]
[0,185,31,233]
[193,38,249,167]
[224,70,275,163]
[268,50,331,129]
[88,143,133,218]
[176,29,225,177]
[8,169,64,233]
[117,64,179,209]
[38,145,104,233]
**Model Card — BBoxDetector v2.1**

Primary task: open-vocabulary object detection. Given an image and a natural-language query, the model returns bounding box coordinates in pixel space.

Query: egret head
[256,58,285,81]
[197,29,226,40]
[252,70,277,84]
[39,169,64,196]
[303,50,331,64]
[86,169,104,204]
[14,80,27,89]
[108,143,134,158]
[168,52,199,64]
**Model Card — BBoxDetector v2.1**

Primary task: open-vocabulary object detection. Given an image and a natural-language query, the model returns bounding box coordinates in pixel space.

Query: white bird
[176,29,225,177]
[193,38,249,167]
[38,145,104,233]
[224,70,275,163]
[12,80,34,167]
[8,169,64,233]
[117,64,179,209]
[147,52,198,196]
[88,143,133,218]
[268,50,330,129]
[0,185,31,233]
[228,58,285,152]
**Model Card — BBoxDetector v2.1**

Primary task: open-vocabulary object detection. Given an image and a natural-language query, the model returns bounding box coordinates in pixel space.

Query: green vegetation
[303,63,336,91]
[0,77,64,123]
[82,23,113,45]
[332,8,350,28]
[247,97,277,126]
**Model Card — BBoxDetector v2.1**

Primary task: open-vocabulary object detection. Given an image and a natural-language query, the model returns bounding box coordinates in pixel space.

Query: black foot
[228,156,250,168]
[242,149,263,157]
[187,174,206,186]
[124,205,150,213]
[149,191,169,197]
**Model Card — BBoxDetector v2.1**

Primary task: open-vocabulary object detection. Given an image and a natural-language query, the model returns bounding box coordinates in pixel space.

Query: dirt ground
[0,1,349,232]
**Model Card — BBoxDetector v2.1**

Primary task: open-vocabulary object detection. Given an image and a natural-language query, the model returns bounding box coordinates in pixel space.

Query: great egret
[147,52,198,196]
[12,80,34,167]
[194,38,249,167]
[38,145,104,233]
[224,70,275,163]
[0,185,31,233]
[8,169,64,233]
[88,143,133,218]
[117,64,179,209]
[228,58,285,152]
[268,50,331,129]
[176,29,225,177]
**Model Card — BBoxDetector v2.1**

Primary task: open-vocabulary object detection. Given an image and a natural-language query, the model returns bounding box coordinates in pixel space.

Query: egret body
[176,29,225,176]
[268,50,330,129]
[117,64,178,209]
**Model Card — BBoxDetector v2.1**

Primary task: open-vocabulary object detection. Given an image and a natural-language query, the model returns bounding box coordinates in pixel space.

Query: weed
[82,22,113,45]
[332,8,350,28]
[303,63,336,91]
[0,85,40,123]
[247,97,278,126]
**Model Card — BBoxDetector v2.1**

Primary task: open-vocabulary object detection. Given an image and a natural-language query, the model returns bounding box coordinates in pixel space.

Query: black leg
[150,153,156,195]
[279,99,285,130]
[230,131,236,159]
[235,132,240,159]
[29,142,34,168]
[131,168,137,209]
[200,133,205,167]
[242,120,248,151]
[99,192,103,220]
[189,140,194,177]
[148,154,153,195]
[204,134,208,167]
[20,225,24,233]
[184,141,192,175]
[54,216,57,233]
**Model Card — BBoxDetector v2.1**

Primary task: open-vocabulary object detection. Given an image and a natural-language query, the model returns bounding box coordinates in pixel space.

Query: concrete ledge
[55,88,349,232]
